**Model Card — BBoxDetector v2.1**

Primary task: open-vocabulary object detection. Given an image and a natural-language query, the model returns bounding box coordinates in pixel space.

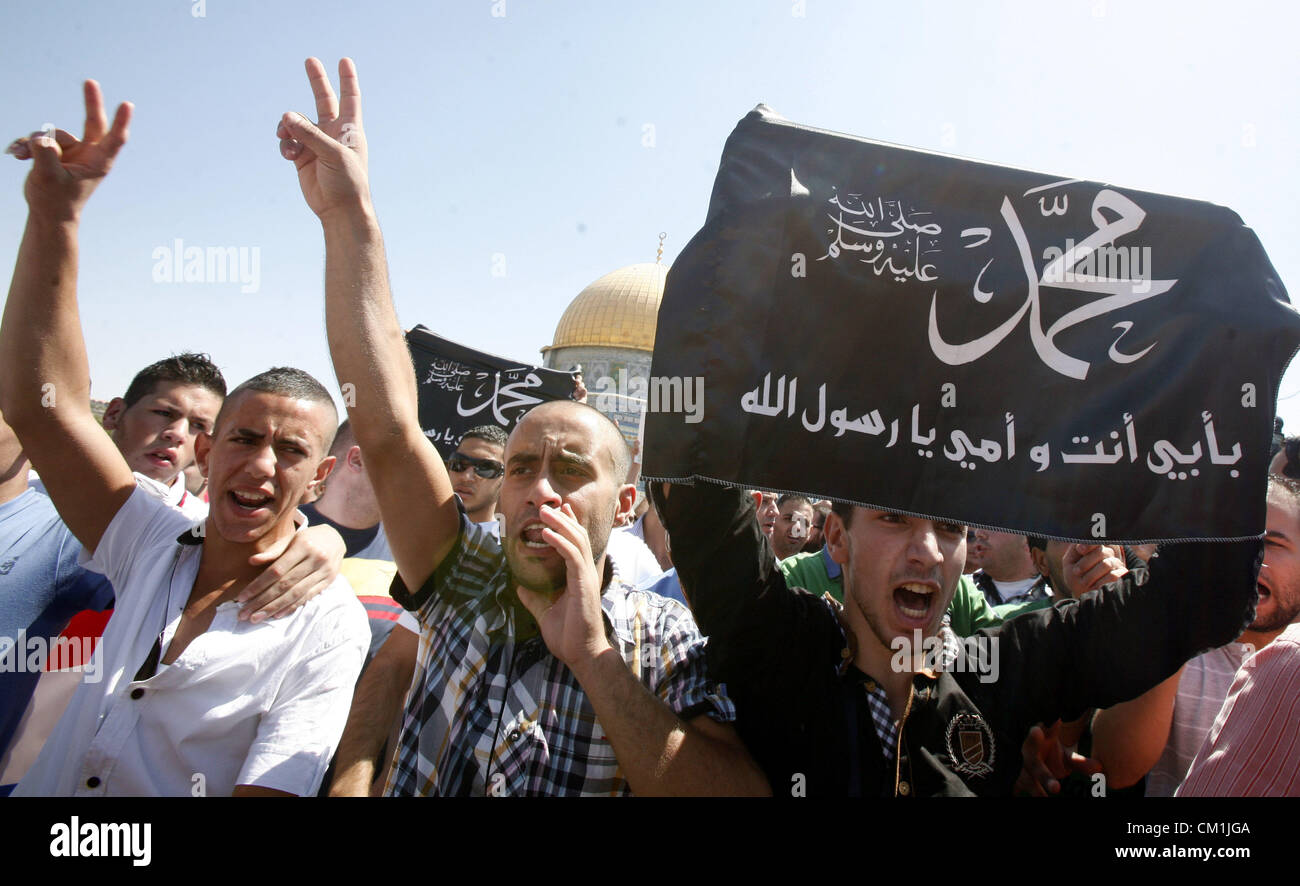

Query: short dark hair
[828,502,970,535]
[218,367,338,451]
[1278,436,1300,480]
[1268,472,1300,506]
[1026,535,1048,552]
[329,418,356,458]
[778,494,812,512]
[122,353,226,409]
[460,424,508,450]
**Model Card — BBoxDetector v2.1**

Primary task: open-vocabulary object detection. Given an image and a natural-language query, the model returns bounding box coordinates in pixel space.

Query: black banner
[405,326,576,458]
[643,106,1300,542]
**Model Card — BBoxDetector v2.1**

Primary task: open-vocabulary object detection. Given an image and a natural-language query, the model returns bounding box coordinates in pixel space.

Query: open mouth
[894,582,936,621]
[229,489,273,513]
[146,450,176,467]
[520,522,550,550]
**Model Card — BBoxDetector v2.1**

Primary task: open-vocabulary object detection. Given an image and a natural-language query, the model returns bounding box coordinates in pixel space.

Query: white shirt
[135,472,210,521]
[606,527,665,588]
[32,471,210,522]
[988,575,1040,603]
[14,486,369,797]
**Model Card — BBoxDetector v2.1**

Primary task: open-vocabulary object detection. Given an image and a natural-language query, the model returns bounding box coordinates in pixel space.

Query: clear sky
[3,0,1298,426]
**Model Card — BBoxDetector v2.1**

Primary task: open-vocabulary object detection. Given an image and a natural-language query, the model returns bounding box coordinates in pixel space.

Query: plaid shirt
[856,621,963,768]
[384,516,735,796]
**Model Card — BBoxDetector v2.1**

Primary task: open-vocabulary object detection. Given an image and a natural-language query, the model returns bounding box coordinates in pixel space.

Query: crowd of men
[0,60,1296,797]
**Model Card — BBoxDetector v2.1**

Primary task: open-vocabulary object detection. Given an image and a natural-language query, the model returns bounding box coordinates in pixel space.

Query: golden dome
[547,262,668,353]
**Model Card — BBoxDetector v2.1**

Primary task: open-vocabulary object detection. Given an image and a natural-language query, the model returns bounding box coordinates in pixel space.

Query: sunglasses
[447,453,505,479]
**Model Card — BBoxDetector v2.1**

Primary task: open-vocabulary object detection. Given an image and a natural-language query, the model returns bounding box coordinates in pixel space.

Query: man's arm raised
[0,82,135,552]
[277,58,459,592]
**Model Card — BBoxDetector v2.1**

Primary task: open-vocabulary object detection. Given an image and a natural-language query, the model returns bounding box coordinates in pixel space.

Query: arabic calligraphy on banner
[642,105,1300,541]
[817,182,1176,381]
[819,193,942,283]
[741,371,1242,480]
[406,326,577,458]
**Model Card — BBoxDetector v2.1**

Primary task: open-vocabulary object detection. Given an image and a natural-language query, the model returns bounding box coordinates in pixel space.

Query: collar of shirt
[844,621,958,763]
[845,664,900,763]
[978,570,1048,604]
[819,542,842,580]
[165,473,188,509]
[1021,573,1051,603]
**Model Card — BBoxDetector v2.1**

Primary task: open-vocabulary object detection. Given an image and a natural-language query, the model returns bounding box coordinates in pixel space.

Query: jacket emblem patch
[946,712,995,778]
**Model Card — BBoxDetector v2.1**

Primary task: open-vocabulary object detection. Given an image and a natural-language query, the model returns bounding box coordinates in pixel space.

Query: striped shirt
[1177,621,1300,797]
[384,516,734,796]
[1144,642,1251,797]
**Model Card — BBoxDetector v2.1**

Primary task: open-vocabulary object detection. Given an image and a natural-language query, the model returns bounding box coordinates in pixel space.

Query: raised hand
[6,80,131,222]
[1014,720,1103,796]
[1061,543,1129,597]
[515,503,613,671]
[277,57,372,222]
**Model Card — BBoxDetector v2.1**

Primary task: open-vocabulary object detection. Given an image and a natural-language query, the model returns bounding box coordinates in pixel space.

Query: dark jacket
[653,482,1262,797]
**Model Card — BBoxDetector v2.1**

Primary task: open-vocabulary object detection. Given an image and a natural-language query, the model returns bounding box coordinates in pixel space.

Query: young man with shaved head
[281,57,765,795]
[1,80,368,795]
[1,349,348,792]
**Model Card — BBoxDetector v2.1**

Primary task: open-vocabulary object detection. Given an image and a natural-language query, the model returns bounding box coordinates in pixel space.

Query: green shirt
[990,596,1054,623]
[779,547,844,602]
[947,574,1002,636]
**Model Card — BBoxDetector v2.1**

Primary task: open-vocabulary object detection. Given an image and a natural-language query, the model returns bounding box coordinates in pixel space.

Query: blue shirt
[637,567,689,606]
[0,488,114,774]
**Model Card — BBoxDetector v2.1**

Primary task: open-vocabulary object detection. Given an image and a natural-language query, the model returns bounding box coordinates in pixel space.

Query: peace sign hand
[6,80,132,223]
[278,57,373,223]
